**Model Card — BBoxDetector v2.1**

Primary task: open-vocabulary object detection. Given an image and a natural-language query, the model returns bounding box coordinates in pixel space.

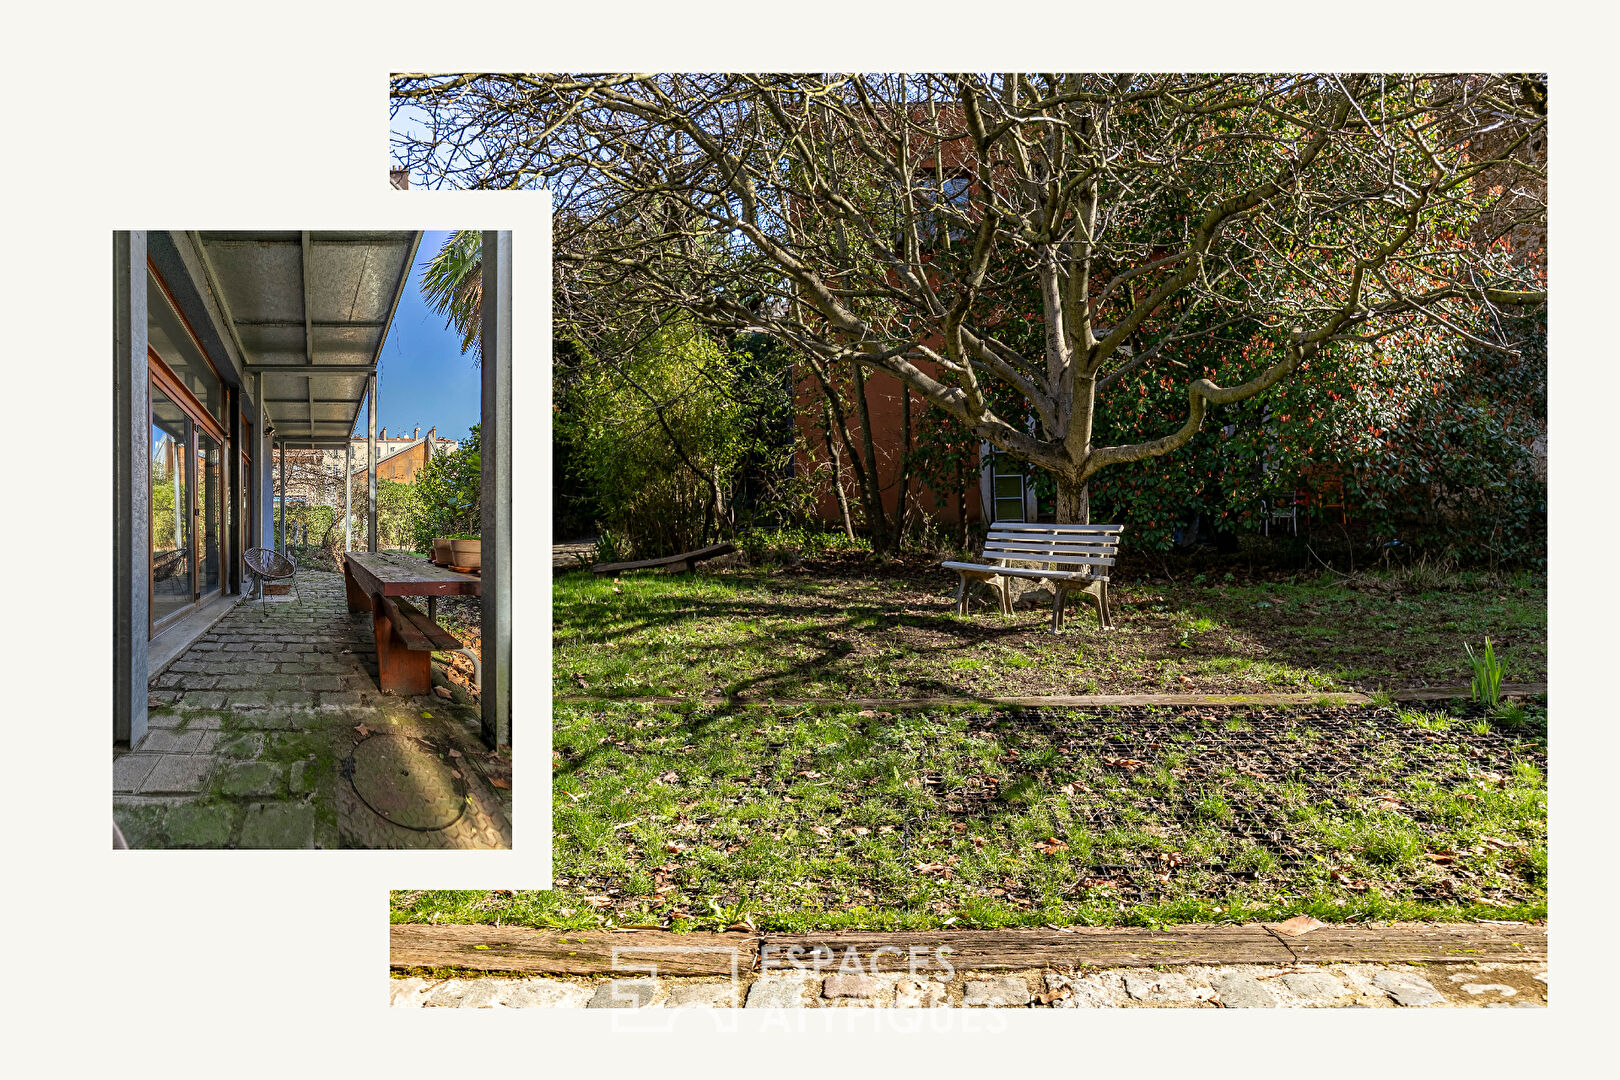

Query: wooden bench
[592,542,738,576]
[343,552,481,696]
[942,522,1125,632]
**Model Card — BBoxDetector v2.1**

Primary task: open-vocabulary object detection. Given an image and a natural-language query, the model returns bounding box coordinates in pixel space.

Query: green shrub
[408,427,480,553]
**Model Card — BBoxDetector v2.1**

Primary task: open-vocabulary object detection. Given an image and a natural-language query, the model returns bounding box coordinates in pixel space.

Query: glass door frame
[148,350,229,638]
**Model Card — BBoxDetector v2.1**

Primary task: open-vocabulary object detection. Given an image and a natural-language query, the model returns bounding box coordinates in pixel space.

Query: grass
[553,554,1545,700]
[388,698,1552,933]
[437,552,1548,934]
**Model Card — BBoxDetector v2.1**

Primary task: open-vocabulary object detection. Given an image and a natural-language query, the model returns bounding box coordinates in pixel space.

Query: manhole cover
[345,733,468,831]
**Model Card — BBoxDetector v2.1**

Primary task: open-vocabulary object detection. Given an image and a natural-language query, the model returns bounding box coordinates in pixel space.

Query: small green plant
[595,529,628,564]
[1493,699,1528,728]
[1464,637,1504,707]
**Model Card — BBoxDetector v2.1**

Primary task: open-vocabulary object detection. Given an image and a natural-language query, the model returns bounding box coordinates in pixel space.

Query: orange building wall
[793,364,984,527]
[375,440,433,484]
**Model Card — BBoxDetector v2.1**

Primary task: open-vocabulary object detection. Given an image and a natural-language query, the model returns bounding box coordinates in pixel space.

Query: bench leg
[955,574,969,616]
[372,594,432,696]
[1051,587,1065,633]
[343,564,368,613]
[999,578,1013,617]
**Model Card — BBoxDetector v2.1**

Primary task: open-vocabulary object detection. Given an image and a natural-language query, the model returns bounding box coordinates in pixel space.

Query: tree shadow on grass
[553,556,1547,699]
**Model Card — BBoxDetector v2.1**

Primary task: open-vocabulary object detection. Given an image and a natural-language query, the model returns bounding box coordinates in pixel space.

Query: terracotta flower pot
[432,538,452,565]
[450,538,481,570]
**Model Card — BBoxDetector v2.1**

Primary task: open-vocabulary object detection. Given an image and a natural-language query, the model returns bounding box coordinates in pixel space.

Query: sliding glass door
[197,431,223,597]
[150,390,192,627]
[148,364,228,636]
[147,264,230,637]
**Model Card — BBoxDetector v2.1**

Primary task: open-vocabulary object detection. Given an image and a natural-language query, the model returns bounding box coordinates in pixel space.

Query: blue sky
[359,229,481,442]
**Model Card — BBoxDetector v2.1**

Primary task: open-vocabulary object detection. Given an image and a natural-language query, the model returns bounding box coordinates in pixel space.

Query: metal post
[114,231,150,746]
[255,372,267,550]
[227,387,241,594]
[343,440,352,552]
[480,230,513,748]
[367,374,378,553]
[277,437,286,551]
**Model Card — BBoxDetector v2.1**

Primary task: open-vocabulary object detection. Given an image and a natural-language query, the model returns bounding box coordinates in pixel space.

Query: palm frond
[420,229,483,356]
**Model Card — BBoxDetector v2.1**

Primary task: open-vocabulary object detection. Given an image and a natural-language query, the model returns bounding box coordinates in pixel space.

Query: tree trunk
[892,385,911,552]
[808,363,887,552]
[822,405,857,543]
[848,361,893,553]
[1056,475,1090,524]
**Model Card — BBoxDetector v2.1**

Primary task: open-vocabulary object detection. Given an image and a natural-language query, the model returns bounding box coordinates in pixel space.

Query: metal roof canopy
[192,230,423,443]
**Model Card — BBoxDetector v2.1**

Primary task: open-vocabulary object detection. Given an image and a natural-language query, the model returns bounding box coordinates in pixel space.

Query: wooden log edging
[390,922,1545,975]
[554,685,1548,709]
[554,692,1376,709]
[388,924,753,976]
[1389,683,1546,702]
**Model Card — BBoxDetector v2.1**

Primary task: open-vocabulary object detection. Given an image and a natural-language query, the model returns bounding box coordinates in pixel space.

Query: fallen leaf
[489,776,511,789]
[1035,837,1070,856]
[354,723,371,738]
[433,686,452,699]
[1270,914,1325,937]
[448,749,462,758]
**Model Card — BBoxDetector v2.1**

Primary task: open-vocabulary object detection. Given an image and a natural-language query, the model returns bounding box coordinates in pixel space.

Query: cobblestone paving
[114,572,512,849]
[390,962,1546,1009]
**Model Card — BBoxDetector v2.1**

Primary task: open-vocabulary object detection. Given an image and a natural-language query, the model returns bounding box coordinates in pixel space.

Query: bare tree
[394,73,1546,526]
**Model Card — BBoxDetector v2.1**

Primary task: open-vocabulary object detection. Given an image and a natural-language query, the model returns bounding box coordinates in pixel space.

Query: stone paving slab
[390,961,1547,1009]
[114,571,511,850]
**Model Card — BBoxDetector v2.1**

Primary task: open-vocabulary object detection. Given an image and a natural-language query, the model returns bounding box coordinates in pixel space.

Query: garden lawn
[392,698,1546,933]
[553,554,1546,700]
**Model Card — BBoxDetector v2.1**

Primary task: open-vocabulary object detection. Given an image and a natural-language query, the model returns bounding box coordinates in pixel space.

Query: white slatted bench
[942,522,1125,632]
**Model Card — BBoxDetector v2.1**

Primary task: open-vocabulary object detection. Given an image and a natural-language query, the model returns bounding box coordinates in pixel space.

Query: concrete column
[277,438,286,550]
[256,372,270,550]
[343,440,352,552]
[479,230,513,748]
[227,387,242,594]
[367,375,378,552]
[114,231,150,746]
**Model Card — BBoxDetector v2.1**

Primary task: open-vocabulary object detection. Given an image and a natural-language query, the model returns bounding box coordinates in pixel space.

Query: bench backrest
[981,522,1124,573]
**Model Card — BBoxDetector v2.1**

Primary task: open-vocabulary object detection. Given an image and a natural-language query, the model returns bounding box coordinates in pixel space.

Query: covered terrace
[112,230,513,848]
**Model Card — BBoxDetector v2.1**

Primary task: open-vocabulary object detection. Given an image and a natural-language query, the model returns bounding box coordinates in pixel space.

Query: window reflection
[150,391,192,625]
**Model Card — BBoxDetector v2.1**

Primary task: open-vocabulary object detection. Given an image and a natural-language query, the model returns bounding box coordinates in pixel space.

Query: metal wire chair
[244,547,297,617]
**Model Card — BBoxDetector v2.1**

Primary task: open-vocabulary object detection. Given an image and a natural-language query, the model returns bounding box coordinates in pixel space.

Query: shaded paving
[114,571,511,849]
